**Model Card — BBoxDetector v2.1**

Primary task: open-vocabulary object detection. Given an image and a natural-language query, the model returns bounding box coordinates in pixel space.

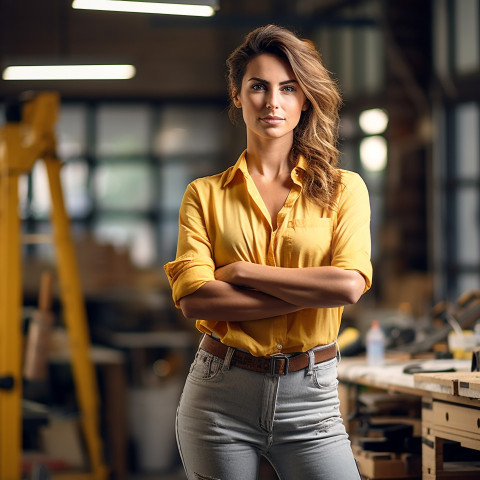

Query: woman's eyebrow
[248,77,298,85]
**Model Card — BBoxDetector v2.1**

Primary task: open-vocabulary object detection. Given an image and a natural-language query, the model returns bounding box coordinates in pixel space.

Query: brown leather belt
[199,334,337,375]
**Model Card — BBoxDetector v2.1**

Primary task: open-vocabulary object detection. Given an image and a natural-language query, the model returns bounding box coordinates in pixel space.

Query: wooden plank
[422,432,480,478]
[369,416,422,437]
[457,372,480,399]
[433,401,480,434]
[432,426,480,450]
[439,462,480,479]
[458,382,480,399]
[414,372,480,398]
[423,472,480,480]
[422,397,434,425]
[422,431,443,477]
[414,372,459,395]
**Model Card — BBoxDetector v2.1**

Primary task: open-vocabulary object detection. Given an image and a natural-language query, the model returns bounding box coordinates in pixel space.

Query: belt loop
[306,349,315,376]
[222,346,235,372]
[336,340,341,364]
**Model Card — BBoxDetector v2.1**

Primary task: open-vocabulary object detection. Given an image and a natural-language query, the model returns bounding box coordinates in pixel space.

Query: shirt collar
[222,150,307,187]
[222,150,249,187]
[292,155,307,185]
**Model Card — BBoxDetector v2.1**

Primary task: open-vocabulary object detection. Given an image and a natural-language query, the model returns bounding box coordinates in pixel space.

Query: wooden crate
[354,446,421,479]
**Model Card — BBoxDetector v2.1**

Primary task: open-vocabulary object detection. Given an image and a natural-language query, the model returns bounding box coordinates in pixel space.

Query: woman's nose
[267,97,278,110]
[266,91,279,110]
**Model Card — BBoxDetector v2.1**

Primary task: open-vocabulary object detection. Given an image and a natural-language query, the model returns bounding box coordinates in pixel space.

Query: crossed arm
[179,261,365,322]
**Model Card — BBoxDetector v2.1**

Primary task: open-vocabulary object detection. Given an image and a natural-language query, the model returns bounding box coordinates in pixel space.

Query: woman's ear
[232,89,242,108]
[302,100,310,111]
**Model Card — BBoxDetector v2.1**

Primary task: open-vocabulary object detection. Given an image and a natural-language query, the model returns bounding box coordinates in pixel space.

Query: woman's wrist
[236,261,265,288]
[215,262,273,289]
[235,261,251,285]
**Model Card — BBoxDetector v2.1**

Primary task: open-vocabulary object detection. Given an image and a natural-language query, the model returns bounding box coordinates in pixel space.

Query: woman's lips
[261,116,284,125]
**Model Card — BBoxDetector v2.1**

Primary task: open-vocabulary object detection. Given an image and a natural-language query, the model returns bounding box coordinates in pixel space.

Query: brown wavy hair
[226,24,342,209]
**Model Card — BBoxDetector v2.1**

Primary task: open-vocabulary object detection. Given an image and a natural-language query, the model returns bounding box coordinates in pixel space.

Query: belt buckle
[270,354,290,375]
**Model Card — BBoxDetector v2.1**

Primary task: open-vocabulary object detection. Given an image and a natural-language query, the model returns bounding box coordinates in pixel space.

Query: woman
[164,24,372,480]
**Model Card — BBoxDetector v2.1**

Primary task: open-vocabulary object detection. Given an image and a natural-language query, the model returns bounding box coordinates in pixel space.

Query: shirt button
[276,344,282,350]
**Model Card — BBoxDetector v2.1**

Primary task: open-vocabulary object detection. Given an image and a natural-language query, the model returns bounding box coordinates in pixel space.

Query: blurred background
[0,0,479,479]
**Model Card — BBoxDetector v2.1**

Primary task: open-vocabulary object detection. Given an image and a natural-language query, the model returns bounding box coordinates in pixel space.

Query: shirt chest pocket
[286,218,333,266]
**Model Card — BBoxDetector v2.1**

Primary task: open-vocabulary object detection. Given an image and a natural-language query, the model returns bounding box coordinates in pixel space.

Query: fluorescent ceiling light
[72,0,216,17]
[2,64,136,80]
[360,136,388,172]
[359,108,389,135]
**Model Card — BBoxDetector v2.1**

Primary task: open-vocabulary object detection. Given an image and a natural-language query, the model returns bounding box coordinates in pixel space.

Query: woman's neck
[245,136,294,179]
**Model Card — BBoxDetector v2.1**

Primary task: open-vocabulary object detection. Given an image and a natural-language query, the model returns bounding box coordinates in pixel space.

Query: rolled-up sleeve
[331,172,373,292]
[163,183,215,307]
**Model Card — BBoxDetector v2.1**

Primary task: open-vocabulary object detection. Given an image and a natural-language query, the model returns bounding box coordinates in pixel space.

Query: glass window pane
[18,173,30,219]
[57,104,87,158]
[339,114,358,140]
[158,218,179,266]
[94,162,154,210]
[339,29,354,97]
[96,104,151,156]
[29,222,55,263]
[160,160,218,212]
[369,191,384,261]
[364,27,384,94]
[454,0,480,73]
[94,218,156,267]
[456,273,480,300]
[352,29,366,93]
[339,142,356,171]
[328,29,344,89]
[31,162,51,218]
[154,106,222,156]
[455,187,480,265]
[22,161,90,219]
[61,161,91,217]
[455,103,480,179]
[433,0,449,76]
[313,29,332,71]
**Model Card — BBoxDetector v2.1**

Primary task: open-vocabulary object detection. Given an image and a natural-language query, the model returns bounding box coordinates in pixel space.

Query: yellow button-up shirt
[164,151,372,357]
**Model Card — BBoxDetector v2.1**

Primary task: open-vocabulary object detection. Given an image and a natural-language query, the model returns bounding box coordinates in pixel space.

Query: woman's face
[234,53,308,144]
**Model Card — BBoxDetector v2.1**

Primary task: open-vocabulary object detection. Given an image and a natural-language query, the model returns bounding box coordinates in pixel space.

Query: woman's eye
[252,83,266,91]
[282,86,295,92]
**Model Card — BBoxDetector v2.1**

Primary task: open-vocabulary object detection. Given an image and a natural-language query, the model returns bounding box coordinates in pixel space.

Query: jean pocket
[188,349,224,382]
[312,357,338,390]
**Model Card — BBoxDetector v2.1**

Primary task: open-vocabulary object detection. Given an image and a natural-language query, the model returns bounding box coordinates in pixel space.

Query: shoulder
[188,164,240,193]
[338,169,368,195]
[338,169,366,187]
[334,169,369,208]
[187,166,231,191]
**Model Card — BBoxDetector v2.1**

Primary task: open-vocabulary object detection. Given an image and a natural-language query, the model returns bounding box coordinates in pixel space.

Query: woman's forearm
[215,263,365,308]
[179,280,303,322]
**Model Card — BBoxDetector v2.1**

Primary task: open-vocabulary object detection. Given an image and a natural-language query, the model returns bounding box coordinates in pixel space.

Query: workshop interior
[1,0,480,479]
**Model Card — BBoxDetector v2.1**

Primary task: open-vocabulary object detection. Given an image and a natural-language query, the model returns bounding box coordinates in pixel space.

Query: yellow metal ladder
[0,92,108,480]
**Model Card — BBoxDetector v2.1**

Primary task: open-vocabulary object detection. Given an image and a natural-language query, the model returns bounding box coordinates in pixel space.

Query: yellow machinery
[0,92,108,480]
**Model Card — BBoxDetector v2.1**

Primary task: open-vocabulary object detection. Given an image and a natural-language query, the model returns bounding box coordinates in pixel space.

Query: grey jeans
[176,343,361,480]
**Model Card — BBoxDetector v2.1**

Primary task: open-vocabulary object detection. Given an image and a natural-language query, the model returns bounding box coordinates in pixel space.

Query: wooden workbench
[337,357,480,480]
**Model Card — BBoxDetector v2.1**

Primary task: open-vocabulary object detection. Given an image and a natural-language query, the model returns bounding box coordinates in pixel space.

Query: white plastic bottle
[366,320,385,366]
[474,320,480,347]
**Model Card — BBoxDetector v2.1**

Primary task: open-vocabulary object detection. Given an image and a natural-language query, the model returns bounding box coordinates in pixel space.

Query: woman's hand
[214,261,365,308]
[214,261,249,286]
[217,262,365,308]
[179,278,302,321]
